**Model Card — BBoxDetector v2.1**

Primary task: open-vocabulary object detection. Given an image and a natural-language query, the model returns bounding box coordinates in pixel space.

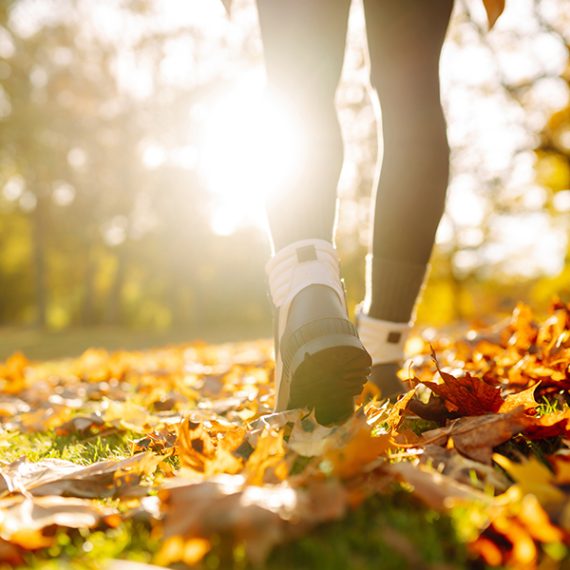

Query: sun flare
[199,81,304,235]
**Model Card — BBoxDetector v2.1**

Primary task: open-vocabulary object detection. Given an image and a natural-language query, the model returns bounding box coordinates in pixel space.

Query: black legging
[257,0,454,323]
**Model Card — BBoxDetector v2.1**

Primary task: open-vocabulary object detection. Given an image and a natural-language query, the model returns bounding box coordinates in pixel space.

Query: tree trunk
[105,246,127,325]
[80,244,98,325]
[31,195,48,328]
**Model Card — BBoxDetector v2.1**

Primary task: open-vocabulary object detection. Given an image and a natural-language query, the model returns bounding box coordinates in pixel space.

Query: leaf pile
[1,301,570,568]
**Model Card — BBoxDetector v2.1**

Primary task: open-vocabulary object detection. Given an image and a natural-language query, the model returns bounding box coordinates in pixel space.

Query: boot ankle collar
[265,239,344,309]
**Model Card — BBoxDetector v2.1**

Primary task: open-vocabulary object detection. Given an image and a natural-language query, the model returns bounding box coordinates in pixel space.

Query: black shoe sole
[286,331,372,425]
[369,362,407,401]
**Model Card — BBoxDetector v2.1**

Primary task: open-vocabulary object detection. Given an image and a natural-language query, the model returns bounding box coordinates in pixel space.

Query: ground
[1,301,570,569]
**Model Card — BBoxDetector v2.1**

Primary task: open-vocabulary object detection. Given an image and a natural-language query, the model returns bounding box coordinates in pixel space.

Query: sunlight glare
[199,82,304,235]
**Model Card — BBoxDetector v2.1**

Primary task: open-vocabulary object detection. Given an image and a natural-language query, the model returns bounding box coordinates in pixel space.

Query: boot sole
[286,333,372,425]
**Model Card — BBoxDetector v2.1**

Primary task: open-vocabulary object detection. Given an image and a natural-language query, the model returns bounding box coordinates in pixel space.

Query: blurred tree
[0,0,569,337]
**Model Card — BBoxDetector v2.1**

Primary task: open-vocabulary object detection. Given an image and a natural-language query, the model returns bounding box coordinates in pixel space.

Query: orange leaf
[0,353,28,394]
[324,415,391,479]
[523,409,570,440]
[482,0,506,29]
[498,383,539,414]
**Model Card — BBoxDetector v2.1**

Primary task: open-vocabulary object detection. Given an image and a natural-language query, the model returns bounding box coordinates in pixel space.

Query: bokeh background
[0,0,569,358]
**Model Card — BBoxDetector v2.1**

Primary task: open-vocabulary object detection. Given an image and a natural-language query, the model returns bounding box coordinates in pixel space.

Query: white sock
[356,308,411,366]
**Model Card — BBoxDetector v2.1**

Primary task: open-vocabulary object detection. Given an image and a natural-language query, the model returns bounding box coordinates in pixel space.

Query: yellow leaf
[183,538,211,566]
[493,454,565,506]
[245,428,287,485]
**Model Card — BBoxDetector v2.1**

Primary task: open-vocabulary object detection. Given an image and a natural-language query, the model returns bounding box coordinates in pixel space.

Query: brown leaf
[419,445,510,491]
[0,537,23,565]
[451,411,529,464]
[421,408,528,464]
[54,413,106,436]
[158,476,286,565]
[387,461,491,511]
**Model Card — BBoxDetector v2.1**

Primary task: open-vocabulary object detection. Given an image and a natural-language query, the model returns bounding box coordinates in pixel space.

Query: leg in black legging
[256,0,351,251]
[363,0,454,323]
[258,1,373,423]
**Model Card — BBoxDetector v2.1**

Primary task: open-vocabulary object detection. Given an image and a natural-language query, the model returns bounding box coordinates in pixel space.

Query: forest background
[0,0,569,357]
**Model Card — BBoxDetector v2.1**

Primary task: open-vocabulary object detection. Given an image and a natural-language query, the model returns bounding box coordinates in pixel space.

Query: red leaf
[421,349,504,416]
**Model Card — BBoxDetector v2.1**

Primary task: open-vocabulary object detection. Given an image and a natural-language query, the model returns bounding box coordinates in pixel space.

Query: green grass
[19,490,471,570]
[265,492,470,570]
[1,430,135,465]
[6,429,475,570]
[0,322,271,360]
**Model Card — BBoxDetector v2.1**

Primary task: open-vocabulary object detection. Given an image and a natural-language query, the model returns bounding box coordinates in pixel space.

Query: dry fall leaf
[387,461,491,511]
[0,453,162,498]
[420,351,504,416]
[420,408,528,464]
[0,495,119,550]
[0,302,570,567]
[493,454,566,507]
[323,413,392,479]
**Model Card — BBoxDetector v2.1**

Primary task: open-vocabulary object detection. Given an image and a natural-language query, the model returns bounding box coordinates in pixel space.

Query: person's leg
[359,0,454,396]
[258,0,371,423]
[256,0,350,249]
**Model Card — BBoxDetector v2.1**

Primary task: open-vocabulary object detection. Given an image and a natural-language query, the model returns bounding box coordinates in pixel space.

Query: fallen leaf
[0,453,162,498]
[287,413,334,457]
[421,350,504,416]
[244,428,288,485]
[323,414,392,478]
[421,408,528,464]
[498,383,540,414]
[450,410,529,464]
[387,461,491,511]
[0,495,118,549]
[522,409,570,440]
[176,418,243,477]
[419,444,510,492]
[493,454,565,507]
[0,353,29,394]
